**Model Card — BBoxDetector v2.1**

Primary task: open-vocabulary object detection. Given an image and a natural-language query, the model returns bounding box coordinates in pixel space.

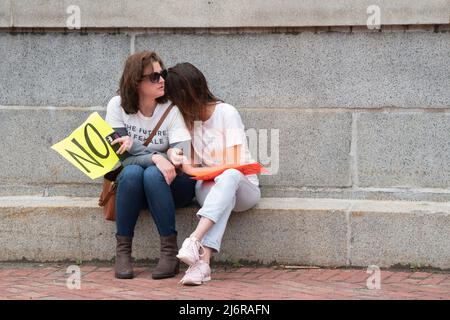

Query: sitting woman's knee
[216,168,243,181]
[118,165,144,188]
[119,165,144,179]
[143,165,166,183]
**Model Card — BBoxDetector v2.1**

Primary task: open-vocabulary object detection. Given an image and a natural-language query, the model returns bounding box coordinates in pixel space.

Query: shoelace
[191,237,206,259]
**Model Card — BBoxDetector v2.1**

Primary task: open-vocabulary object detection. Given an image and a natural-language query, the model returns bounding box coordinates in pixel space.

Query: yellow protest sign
[51,112,120,179]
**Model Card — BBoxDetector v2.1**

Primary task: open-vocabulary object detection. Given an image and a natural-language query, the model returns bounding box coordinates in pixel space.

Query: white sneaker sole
[181,276,211,286]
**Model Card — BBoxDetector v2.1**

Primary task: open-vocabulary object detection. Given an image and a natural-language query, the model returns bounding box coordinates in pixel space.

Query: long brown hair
[165,62,220,131]
[118,51,168,114]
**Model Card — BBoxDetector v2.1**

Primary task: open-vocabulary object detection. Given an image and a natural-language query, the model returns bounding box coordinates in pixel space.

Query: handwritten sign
[51,112,119,179]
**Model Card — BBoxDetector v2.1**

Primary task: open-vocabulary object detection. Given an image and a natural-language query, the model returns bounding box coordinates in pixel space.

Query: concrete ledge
[4,0,449,28]
[0,0,10,28]
[1,196,449,269]
[3,183,450,203]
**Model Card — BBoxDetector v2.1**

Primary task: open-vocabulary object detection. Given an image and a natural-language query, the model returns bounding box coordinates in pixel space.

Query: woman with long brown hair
[105,51,196,280]
[165,62,261,285]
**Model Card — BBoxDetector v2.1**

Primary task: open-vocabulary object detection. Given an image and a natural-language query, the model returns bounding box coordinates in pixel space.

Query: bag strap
[102,103,174,183]
[143,103,174,147]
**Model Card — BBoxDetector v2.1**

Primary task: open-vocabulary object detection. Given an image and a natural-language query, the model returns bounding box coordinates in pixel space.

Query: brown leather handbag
[98,103,174,221]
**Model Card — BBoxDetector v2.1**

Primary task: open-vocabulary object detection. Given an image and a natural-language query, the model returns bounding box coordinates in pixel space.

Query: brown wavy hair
[118,51,168,114]
[165,62,220,131]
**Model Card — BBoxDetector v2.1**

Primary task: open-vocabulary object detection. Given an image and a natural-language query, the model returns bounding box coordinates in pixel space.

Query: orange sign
[191,162,269,181]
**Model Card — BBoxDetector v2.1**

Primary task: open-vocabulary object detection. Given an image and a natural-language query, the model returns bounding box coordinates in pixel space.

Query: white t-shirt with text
[105,96,191,154]
[191,102,259,186]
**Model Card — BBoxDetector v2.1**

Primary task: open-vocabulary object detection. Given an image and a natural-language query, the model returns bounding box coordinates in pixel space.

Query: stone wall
[0,1,449,201]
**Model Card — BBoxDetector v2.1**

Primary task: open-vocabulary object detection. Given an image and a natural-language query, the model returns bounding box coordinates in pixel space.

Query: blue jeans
[195,169,260,252]
[115,165,196,237]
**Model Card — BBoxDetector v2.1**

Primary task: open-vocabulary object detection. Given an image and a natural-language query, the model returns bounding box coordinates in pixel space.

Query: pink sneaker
[179,260,211,286]
[176,236,205,266]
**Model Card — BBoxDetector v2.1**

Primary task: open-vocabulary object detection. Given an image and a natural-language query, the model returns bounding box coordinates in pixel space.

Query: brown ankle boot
[152,234,180,279]
[115,235,134,279]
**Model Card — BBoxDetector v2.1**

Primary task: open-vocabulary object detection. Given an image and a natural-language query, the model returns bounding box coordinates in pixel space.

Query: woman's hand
[152,154,177,185]
[167,148,185,167]
[112,136,133,155]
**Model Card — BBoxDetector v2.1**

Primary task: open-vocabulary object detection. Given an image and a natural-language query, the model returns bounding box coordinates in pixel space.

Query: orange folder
[190,162,269,181]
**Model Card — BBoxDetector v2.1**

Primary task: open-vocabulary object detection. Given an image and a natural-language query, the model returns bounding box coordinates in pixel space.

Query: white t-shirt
[105,96,191,153]
[191,102,259,186]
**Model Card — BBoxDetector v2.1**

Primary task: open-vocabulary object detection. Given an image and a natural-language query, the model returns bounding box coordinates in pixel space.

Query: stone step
[1,196,449,269]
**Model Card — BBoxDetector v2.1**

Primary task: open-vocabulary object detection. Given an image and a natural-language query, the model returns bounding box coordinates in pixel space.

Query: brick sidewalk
[0,263,449,300]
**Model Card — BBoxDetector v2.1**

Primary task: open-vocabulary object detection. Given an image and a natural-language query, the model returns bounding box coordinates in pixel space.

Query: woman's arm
[122,152,169,168]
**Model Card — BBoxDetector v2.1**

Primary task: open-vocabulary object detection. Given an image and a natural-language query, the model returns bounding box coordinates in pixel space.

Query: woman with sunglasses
[105,51,196,280]
[165,62,261,286]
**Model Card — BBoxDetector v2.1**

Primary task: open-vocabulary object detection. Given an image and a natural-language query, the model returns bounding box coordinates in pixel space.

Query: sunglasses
[141,69,168,83]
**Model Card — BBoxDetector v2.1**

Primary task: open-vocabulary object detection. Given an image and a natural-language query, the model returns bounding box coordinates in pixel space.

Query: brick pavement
[0,263,448,300]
